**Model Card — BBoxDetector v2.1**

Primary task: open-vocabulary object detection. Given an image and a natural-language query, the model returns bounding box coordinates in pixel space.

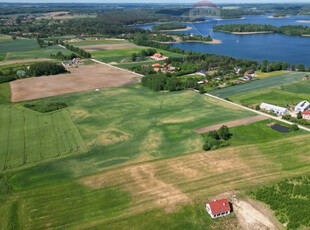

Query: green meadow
[0,105,87,171]
[91,48,185,63]
[0,39,40,53]
[210,72,309,98]
[69,39,129,46]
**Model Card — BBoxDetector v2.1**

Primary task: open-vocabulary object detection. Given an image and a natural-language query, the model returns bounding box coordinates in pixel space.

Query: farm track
[195,115,268,133]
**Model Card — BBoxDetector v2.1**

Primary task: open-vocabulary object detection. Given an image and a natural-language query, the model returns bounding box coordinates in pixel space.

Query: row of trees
[29,62,68,77]
[179,34,212,42]
[60,42,91,58]
[50,51,78,61]
[213,24,310,36]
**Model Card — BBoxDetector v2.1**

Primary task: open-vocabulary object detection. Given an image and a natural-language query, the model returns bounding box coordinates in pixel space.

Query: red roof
[303,111,310,115]
[208,199,231,215]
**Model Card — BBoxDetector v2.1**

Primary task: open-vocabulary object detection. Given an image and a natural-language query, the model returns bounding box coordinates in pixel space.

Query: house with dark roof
[206,199,231,219]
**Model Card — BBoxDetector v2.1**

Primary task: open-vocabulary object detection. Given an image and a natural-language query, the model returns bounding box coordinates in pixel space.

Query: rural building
[151,53,167,60]
[152,63,161,67]
[295,100,310,112]
[302,76,309,81]
[195,70,207,77]
[197,81,205,84]
[260,102,288,115]
[239,75,253,81]
[302,111,310,120]
[245,69,255,77]
[234,66,241,74]
[206,199,231,219]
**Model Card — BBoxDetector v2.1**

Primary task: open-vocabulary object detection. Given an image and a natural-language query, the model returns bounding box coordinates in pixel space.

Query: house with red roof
[302,111,310,120]
[206,199,231,219]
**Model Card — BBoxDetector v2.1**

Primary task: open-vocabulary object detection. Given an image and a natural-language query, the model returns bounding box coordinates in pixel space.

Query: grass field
[0,83,11,104]
[2,117,310,229]
[3,45,74,61]
[0,39,40,53]
[0,34,12,41]
[255,70,289,79]
[0,105,87,171]
[68,39,129,46]
[229,78,310,109]
[210,72,309,98]
[1,86,310,228]
[91,47,185,63]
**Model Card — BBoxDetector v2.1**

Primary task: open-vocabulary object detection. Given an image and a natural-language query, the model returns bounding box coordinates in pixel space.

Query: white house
[303,111,310,120]
[295,100,310,112]
[260,102,288,116]
[206,199,231,219]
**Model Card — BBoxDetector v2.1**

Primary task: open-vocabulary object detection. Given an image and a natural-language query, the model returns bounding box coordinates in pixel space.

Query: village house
[295,100,310,112]
[260,102,288,116]
[151,63,161,68]
[151,53,167,61]
[239,75,253,82]
[197,81,205,85]
[234,66,241,74]
[302,111,310,120]
[245,69,255,77]
[206,199,231,219]
[302,76,309,81]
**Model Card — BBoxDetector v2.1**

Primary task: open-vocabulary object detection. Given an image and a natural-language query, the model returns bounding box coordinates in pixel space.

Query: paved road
[202,91,310,133]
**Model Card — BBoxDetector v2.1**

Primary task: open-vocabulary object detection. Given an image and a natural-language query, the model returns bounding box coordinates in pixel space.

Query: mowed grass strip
[0,105,87,171]
[210,72,309,98]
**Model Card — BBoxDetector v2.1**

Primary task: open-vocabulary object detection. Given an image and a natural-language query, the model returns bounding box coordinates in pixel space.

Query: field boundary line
[51,113,61,157]
[66,108,90,152]
[3,107,12,170]
[193,90,310,133]
[90,58,144,77]
[23,110,27,164]
[58,44,143,77]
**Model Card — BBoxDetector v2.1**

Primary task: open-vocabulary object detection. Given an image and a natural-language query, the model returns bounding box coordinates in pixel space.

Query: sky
[1,0,310,3]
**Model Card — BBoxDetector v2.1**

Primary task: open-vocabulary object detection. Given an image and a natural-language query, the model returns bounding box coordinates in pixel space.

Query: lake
[134,14,310,65]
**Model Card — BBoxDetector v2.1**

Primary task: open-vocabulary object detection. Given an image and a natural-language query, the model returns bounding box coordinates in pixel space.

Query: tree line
[29,62,68,77]
[213,24,310,36]
[59,42,91,58]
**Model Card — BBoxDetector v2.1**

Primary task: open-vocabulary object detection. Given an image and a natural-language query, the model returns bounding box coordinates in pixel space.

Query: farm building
[295,100,310,112]
[260,102,288,115]
[245,69,255,77]
[302,111,310,120]
[206,199,231,219]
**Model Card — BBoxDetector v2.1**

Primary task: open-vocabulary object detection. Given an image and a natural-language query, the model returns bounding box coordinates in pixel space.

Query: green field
[3,45,74,61]
[0,105,87,171]
[0,39,40,53]
[2,86,310,229]
[69,39,129,46]
[210,72,309,98]
[280,79,310,95]
[91,47,185,63]
[0,83,11,104]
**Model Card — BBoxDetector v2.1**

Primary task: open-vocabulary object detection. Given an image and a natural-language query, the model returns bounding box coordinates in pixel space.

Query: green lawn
[0,105,87,171]
[255,70,289,79]
[210,72,309,98]
[280,79,310,95]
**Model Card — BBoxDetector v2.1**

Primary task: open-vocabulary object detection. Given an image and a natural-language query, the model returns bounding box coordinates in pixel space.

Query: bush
[199,85,205,94]
[255,104,260,110]
[218,125,231,140]
[289,124,299,132]
[24,102,68,113]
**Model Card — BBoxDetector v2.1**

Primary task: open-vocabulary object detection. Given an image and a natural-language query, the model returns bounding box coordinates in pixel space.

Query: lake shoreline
[231,31,274,35]
[154,38,222,45]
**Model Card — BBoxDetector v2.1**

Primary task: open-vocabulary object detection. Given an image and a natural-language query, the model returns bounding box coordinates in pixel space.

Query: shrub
[24,102,68,113]
[289,124,299,132]
[218,125,231,140]
[255,104,260,110]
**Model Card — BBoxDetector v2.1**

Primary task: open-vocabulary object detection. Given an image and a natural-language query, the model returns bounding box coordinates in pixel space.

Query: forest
[213,24,310,36]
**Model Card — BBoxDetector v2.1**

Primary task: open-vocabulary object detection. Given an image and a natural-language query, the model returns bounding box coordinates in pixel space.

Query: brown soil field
[10,64,142,102]
[81,43,144,52]
[195,115,268,134]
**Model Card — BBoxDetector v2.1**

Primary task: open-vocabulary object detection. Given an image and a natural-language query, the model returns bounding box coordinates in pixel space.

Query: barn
[206,199,231,219]
[260,102,288,116]
[295,100,310,112]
